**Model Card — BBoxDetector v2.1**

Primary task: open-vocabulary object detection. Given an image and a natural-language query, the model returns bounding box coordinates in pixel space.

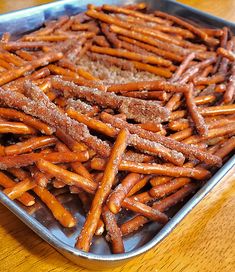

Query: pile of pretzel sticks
[0,2,234,254]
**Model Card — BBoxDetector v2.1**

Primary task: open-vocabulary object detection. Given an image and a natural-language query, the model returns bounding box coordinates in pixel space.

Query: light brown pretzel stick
[217,47,235,62]
[122,197,168,222]
[3,178,36,200]
[0,171,35,206]
[67,108,185,165]
[119,36,184,62]
[1,41,51,51]
[213,136,235,160]
[100,112,221,166]
[36,159,96,194]
[199,104,235,116]
[128,191,153,204]
[120,183,197,236]
[184,84,208,136]
[107,80,189,93]
[0,52,63,86]
[90,45,172,67]
[169,128,193,141]
[91,158,210,180]
[182,122,235,145]
[0,150,89,170]
[4,136,57,156]
[0,121,36,134]
[127,176,151,196]
[102,205,125,254]
[101,4,171,25]
[120,90,167,101]
[106,173,143,213]
[76,128,129,252]
[52,78,170,123]
[149,177,191,198]
[33,185,77,228]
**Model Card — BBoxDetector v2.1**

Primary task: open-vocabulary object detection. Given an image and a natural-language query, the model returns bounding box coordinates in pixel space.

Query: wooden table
[0,1,235,271]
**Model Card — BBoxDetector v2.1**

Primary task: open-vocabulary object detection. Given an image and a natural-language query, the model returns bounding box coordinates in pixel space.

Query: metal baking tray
[0,0,235,269]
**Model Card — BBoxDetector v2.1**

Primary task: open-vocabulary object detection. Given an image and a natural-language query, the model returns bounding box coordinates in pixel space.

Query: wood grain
[0,1,235,272]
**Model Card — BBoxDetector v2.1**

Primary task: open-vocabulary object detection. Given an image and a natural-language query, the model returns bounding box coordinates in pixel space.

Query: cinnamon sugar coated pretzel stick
[0,2,234,255]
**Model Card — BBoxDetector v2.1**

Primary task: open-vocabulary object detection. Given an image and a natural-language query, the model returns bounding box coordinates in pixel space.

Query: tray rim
[0,0,234,264]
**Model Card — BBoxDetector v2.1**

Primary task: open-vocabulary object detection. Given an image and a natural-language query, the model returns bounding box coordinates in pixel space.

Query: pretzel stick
[91,158,210,180]
[2,41,51,51]
[3,178,36,200]
[0,171,35,206]
[199,104,235,116]
[107,173,143,213]
[0,52,63,86]
[122,197,168,222]
[121,183,197,236]
[102,205,124,254]
[128,191,153,204]
[36,159,96,194]
[67,108,185,165]
[76,128,129,252]
[4,136,57,156]
[149,177,191,198]
[169,128,193,141]
[48,65,101,84]
[185,84,208,136]
[127,176,150,196]
[182,122,235,144]
[107,80,189,93]
[0,121,36,134]
[100,112,221,166]
[217,47,235,62]
[90,45,172,67]
[193,74,226,86]
[214,137,235,159]
[121,90,167,101]
[33,185,76,228]
[0,151,89,170]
